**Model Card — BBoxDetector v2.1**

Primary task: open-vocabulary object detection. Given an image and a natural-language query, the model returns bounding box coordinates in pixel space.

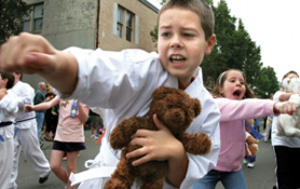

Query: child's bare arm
[126,114,188,187]
[24,95,60,112]
[0,33,78,95]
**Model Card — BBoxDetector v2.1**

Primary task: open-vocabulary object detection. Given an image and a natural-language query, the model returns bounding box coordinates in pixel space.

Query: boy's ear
[3,78,8,86]
[205,34,216,55]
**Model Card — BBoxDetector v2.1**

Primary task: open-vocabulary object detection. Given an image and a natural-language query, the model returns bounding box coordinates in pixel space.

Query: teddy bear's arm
[110,117,150,149]
[179,133,212,155]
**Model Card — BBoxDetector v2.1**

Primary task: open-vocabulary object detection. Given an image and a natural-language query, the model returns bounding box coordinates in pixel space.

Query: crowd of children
[0,0,299,188]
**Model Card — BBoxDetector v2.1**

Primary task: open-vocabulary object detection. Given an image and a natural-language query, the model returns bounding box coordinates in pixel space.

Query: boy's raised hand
[0,32,78,95]
[0,32,58,74]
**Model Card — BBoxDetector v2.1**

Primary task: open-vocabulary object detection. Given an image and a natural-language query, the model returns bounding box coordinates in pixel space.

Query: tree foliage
[150,0,279,98]
[0,0,29,45]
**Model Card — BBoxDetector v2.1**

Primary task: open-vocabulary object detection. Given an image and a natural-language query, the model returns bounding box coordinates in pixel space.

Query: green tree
[0,0,29,45]
[255,66,279,98]
[202,0,237,89]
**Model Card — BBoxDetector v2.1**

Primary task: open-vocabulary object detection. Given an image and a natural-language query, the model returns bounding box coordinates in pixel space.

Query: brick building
[22,0,159,88]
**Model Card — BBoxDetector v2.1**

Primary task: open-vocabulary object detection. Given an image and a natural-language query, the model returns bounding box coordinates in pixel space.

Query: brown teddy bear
[104,86,212,189]
[245,134,259,157]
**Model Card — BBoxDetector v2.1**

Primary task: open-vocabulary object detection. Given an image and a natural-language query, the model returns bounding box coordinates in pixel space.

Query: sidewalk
[16,130,101,189]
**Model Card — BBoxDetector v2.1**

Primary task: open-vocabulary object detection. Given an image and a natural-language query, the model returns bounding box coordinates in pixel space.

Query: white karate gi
[8,81,51,189]
[61,48,221,189]
[0,90,18,189]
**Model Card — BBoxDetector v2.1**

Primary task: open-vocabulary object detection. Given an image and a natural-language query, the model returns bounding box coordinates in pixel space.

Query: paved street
[16,130,276,189]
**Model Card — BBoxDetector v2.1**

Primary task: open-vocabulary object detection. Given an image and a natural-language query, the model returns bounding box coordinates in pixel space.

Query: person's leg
[290,147,300,189]
[20,125,51,178]
[66,151,80,189]
[0,134,14,189]
[192,170,221,189]
[221,169,247,189]
[8,130,22,189]
[246,155,256,168]
[273,146,294,189]
[35,112,45,139]
[50,149,68,184]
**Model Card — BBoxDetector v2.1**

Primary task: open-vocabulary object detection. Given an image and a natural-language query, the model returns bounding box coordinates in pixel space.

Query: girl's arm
[77,102,89,123]
[24,95,60,112]
[216,98,296,122]
[216,98,275,122]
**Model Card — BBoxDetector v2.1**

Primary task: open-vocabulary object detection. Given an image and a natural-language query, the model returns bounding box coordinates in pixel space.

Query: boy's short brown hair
[158,0,215,40]
[0,71,15,89]
[282,70,299,80]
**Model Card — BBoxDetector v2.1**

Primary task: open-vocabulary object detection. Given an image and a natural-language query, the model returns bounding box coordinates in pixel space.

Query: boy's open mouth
[169,55,187,63]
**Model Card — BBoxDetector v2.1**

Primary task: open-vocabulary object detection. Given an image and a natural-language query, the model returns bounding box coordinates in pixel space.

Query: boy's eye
[161,32,170,37]
[183,33,195,38]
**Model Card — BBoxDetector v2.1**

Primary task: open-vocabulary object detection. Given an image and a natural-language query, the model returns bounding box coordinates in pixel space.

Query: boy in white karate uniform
[0,0,221,188]
[0,72,18,189]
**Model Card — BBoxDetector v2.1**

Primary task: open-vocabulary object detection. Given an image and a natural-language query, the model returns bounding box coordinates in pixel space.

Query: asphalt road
[16,130,276,189]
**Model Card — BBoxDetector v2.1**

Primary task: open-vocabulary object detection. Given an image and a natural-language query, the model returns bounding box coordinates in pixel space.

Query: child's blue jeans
[193,169,247,189]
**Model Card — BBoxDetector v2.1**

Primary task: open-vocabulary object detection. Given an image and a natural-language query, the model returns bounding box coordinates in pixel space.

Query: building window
[114,5,135,42]
[22,3,44,33]
[33,4,43,31]
[117,6,123,38]
[126,12,133,42]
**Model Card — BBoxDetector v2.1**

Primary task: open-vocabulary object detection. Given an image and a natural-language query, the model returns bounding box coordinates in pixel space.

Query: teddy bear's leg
[140,178,164,189]
[104,152,135,189]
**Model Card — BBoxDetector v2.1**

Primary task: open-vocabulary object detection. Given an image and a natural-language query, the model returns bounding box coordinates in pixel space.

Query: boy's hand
[0,32,58,74]
[274,101,297,115]
[126,114,185,166]
[0,32,79,95]
[126,114,188,187]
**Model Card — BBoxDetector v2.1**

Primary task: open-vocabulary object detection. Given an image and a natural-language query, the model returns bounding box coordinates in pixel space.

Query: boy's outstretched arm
[0,32,78,95]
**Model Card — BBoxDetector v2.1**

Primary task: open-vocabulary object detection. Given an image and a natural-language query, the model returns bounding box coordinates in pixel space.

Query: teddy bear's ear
[152,86,173,100]
[192,99,201,117]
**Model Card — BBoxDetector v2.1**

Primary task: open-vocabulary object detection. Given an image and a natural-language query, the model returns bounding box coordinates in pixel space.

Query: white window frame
[113,3,139,44]
[22,3,44,33]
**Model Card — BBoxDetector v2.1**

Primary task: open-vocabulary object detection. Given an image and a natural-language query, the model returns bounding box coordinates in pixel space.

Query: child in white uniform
[0,72,18,189]
[0,0,220,188]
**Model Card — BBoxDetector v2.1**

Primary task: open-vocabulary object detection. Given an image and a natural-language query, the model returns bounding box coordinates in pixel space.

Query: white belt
[69,160,115,186]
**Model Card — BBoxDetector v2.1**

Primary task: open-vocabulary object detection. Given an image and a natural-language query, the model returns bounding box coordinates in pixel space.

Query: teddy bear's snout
[163,108,185,125]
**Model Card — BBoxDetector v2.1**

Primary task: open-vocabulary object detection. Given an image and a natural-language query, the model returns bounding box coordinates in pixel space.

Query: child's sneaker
[90,134,95,139]
[247,162,255,168]
[243,159,248,165]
